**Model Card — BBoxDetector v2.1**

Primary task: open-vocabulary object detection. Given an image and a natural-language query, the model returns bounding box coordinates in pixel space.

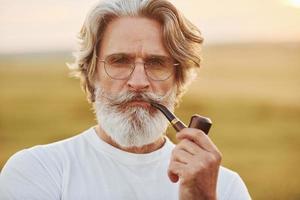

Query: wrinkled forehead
[98,16,170,59]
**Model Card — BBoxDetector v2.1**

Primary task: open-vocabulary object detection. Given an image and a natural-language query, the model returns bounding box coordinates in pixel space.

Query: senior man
[0,0,251,199]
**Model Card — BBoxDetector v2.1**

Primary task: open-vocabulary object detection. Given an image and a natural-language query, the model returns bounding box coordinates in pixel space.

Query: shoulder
[218,166,251,200]
[3,127,92,168]
[0,128,92,199]
[0,148,61,199]
[27,127,94,162]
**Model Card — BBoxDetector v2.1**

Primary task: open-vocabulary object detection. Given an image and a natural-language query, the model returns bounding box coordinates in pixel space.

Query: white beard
[93,87,176,148]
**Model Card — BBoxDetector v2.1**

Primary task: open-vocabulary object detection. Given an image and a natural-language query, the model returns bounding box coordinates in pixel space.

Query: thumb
[168,157,184,183]
[168,170,179,183]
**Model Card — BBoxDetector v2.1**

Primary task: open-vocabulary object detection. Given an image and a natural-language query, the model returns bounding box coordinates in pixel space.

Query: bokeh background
[1,0,300,199]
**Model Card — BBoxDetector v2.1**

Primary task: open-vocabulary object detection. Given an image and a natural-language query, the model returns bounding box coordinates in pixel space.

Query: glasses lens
[104,55,134,79]
[145,58,175,81]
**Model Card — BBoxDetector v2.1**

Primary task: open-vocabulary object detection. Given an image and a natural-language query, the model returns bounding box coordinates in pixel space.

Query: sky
[0,0,300,54]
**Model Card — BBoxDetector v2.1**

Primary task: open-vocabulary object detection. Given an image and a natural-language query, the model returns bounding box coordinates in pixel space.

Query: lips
[127,100,150,107]
[115,98,158,116]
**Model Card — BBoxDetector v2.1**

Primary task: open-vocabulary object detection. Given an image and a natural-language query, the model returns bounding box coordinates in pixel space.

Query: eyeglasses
[98,54,179,81]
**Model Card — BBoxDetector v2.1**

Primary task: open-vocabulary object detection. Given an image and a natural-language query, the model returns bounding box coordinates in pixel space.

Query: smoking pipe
[150,102,212,135]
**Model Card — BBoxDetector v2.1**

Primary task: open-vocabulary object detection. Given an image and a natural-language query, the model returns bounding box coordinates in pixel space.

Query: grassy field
[0,43,299,199]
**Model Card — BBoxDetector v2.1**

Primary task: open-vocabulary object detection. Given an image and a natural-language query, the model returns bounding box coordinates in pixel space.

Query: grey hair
[68,0,203,103]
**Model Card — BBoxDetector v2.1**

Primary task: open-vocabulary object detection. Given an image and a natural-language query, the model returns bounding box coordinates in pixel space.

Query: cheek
[95,67,126,93]
[152,75,176,94]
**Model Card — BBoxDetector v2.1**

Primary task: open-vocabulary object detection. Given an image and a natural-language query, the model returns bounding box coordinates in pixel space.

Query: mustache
[95,88,174,107]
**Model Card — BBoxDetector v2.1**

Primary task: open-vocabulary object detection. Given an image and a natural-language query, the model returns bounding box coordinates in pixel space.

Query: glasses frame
[98,58,180,81]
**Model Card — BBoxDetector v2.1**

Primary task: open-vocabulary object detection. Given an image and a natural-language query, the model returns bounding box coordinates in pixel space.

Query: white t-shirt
[0,127,251,200]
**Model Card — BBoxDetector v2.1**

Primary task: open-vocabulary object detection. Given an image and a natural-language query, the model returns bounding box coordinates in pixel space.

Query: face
[94,17,177,147]
[96,16,175,99]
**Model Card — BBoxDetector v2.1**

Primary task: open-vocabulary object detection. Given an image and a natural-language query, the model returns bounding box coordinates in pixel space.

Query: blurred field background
[1,0,300,199]
[0,43,299,199]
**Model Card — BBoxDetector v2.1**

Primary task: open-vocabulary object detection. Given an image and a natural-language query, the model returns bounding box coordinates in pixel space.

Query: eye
[107,55,131,65]
[146,58,165,67]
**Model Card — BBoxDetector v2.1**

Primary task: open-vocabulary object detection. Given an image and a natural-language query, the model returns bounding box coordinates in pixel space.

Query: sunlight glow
[1,0,300,53]
[287,0,300,8]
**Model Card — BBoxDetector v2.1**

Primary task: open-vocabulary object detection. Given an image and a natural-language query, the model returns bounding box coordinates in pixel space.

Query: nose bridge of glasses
[126,61,151,89]
[130,61,148,78]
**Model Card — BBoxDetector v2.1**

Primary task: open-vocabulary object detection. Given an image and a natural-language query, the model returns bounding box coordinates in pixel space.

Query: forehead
[99,16,169,58]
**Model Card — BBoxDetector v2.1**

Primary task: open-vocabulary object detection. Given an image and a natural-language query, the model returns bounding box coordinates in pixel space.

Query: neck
[94,125,166,154]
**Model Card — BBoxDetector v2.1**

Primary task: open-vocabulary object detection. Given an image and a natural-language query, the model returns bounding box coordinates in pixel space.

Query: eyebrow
[105,53,173,60]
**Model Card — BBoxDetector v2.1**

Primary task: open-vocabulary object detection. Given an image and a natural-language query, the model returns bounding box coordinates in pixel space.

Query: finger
[171,148,194,164]
[177,128,220,154]
[176,139,202,155]
[168,160,185,183]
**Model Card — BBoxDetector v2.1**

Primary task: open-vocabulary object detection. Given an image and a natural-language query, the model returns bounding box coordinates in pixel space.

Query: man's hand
[168,128,222,200]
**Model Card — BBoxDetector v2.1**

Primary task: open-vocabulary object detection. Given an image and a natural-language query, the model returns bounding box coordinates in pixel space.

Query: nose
[127,62,150,91]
